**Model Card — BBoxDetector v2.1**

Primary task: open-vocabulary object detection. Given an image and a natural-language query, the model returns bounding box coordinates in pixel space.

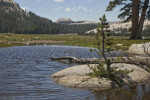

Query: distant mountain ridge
[55,18,74,24]
[86,19,150,35]
[55,18,98,25]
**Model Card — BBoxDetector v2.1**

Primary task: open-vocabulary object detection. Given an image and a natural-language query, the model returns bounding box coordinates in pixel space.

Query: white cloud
[53,0,64,2]
[54,7,63,10]
[37,0,43,2]
[72,6,93,12]
[63,6,93,13]
[81,7,88,12]
[65,8,71,12]
[89,9,93,12]
[21,7,28,11]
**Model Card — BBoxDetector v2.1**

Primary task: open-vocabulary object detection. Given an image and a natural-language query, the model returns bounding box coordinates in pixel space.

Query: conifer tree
[107,0,150,39]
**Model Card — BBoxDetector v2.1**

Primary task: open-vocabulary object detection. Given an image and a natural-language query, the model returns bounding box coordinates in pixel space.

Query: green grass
[108,36,150,50]
[0,33,150,50]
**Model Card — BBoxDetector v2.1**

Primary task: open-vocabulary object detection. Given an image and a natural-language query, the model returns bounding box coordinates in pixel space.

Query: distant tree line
[110,26,150,36]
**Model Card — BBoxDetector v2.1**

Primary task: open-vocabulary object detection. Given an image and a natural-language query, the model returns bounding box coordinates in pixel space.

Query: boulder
[128,42,150,55]
[117,44,124,46]
[51,63,150,90]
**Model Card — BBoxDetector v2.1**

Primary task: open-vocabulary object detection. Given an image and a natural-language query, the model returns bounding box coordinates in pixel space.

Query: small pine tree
[88,14,132,86]
[95,14,111,71]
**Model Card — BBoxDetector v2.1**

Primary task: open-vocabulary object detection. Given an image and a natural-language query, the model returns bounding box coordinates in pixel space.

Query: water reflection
[91,84,150,100]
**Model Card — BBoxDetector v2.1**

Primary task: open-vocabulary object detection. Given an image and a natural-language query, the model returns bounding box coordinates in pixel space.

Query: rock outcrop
[86,19,150,34]
[0,0,28,15]
[55,18,98,25]
[55,18,73,24]
[128,42,150,55]
[51,63,150,90]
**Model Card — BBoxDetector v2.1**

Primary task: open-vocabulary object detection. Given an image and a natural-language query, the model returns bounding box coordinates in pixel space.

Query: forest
[0,0,97,34]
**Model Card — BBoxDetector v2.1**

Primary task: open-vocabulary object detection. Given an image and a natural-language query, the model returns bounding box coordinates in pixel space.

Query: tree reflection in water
[92,82,150,100]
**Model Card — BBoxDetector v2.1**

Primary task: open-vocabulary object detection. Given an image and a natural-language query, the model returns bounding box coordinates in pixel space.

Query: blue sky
[14,0,121,22]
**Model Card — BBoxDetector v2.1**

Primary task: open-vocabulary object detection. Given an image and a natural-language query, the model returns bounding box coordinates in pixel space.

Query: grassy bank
[0,33,150,50]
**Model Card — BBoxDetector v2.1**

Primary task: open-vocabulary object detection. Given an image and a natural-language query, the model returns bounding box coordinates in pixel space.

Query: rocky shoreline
[51,42,150,90]
[51,63,150,90]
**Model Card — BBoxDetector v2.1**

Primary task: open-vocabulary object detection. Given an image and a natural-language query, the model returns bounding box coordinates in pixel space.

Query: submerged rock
[51,63,150,90]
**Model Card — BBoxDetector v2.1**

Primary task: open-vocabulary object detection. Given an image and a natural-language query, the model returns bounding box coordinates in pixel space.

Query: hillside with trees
[0,0,97,34]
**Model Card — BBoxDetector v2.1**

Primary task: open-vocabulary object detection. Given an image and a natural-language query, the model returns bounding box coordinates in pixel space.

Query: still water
[0,45,149,100]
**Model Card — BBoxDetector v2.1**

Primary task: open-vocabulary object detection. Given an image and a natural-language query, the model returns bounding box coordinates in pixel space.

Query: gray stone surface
[128,42,150,55]
[51,63,150,90]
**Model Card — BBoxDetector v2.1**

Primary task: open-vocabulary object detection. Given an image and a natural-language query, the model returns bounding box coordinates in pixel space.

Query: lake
[0,45,150,100]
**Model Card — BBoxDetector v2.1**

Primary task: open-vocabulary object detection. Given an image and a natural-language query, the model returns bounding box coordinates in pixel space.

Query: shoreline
[0,33,149,49]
